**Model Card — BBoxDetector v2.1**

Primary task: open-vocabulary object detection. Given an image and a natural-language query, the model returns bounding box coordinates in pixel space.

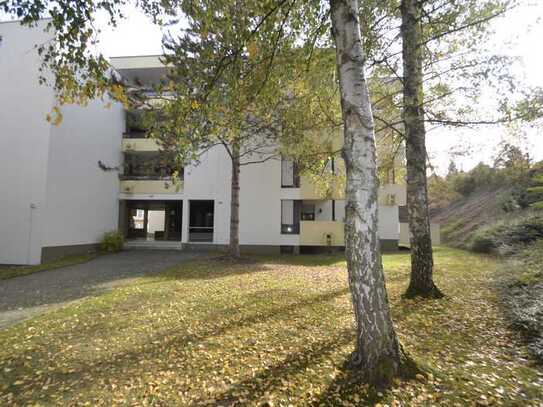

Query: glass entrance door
[125,200,182,241]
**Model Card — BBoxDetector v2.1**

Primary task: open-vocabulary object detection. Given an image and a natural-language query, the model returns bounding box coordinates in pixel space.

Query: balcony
[122,138,160,152]
[120,179,183,195]
[300,221,344,246]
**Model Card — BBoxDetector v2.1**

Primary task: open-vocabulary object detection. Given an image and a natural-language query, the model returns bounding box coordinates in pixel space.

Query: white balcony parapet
[120,179,182,195]
[121,138,160,152]
[300,221,344,246]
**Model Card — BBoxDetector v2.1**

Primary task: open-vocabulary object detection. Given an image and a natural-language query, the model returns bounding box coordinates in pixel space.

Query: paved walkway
[0,250,204,329]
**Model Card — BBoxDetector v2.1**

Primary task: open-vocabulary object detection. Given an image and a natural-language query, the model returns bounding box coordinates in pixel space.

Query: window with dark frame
[281,199,301,234]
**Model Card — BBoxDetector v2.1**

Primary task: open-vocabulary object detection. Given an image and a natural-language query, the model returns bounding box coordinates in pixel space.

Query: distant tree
[493,142,532,180]
[396,0,542,298]
[447,160,459,178]
[428,174,460,211]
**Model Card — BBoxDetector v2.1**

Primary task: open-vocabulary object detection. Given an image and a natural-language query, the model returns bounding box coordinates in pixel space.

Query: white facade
[0,25,410,264]
[0,21,124,264]
[112,56,404,252]
[118,144,402,250]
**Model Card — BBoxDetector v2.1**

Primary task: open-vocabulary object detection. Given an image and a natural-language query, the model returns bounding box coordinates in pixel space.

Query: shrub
[501,240,543,362]
[100,231,124,253]
[452,173,477,196]
[469,213,543,254]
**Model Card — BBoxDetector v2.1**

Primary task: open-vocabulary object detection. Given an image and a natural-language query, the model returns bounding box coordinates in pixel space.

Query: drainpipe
[27,203,37,264]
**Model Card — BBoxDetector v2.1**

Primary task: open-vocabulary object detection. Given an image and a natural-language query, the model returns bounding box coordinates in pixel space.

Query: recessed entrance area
[189,200,214,242]
[121,200,182,241]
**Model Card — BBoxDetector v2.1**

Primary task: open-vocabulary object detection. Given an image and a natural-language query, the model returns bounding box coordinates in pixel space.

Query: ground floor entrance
[120,200,183,242]
[188,200,214,242]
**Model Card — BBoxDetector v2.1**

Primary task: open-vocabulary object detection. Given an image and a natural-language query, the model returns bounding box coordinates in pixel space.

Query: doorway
[125,200,182,241]
[189,200,214,242]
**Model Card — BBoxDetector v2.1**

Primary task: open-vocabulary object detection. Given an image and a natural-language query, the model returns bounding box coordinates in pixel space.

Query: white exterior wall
[182,146,232,245]
[170,151,400,247]
[239,158,300,246]
[0,21,54,264]
[378,206,400,241]
[0,21,124,264]
[42,101,124,248]
[399,222,441,246]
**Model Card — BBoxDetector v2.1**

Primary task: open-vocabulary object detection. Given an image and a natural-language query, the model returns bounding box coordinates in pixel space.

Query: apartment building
[112,55,405,254]
[0,21,426,265]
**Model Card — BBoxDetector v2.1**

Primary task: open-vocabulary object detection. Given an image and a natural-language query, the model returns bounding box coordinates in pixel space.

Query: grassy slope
[1,248,542,406]
[0,254,99,281]
[431,188,506,248]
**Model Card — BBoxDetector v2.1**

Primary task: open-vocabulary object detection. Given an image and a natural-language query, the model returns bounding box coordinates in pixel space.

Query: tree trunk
[330,0,401,386]
[229,143,241,258]
[401,0,443,299]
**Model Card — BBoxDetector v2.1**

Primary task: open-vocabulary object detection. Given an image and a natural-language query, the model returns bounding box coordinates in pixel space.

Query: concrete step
[124,240,183,250]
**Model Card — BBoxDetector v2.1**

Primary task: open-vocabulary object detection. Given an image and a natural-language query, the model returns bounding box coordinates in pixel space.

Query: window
[281,157,300,187]
[301,203,315,221]
[281,200,301,234]
[189,200,214,242]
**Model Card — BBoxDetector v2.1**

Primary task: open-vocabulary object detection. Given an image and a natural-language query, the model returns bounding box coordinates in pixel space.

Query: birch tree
[400,0,443,298]
[330,0,401,384]
[142,0,297,259]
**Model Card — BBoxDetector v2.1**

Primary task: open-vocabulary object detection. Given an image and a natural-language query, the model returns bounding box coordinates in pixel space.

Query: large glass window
[124,200,182,241]
[281,200,301,234]
[189,200,214,242]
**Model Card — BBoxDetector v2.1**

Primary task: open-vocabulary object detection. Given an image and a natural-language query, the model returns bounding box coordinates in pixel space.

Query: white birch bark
[330,0,401,385]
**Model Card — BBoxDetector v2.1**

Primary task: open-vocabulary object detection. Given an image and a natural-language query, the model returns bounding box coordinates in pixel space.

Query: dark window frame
[281,199,301,234]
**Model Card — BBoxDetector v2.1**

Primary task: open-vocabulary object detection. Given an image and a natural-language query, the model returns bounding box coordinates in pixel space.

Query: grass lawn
[0,254,98,281]
[1,247,542,406]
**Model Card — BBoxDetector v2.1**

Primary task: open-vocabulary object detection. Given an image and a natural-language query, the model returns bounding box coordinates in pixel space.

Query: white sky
[423,1,543,174]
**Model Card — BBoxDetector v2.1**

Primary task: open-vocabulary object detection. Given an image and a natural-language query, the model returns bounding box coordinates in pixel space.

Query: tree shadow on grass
[193,329,356,406]
[310,359,386,406]
[1,287,351,405]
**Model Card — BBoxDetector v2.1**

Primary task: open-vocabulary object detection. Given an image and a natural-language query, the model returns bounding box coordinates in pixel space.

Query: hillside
[431,187,509,248]
[430,176,543,363]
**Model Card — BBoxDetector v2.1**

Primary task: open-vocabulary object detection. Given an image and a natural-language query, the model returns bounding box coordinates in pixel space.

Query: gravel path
[0,250,204,329]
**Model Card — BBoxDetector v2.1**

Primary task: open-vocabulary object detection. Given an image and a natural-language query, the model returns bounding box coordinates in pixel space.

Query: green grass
[0,253,99,280]
[0,247,542,406]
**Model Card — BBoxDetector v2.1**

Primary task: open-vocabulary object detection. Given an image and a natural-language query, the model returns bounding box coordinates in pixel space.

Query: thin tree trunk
[330,0,401,386]
[401,0,443,299]
[229,143,241,258]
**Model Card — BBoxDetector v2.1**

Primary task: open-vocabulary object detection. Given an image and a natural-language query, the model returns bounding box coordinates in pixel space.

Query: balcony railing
[299,221,344,246]
[122,138,160,152]
[120,179,183,195]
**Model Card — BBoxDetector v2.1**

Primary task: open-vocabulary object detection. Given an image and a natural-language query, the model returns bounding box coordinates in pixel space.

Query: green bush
[469,213,543,254]
[126,110,148,133]
[100,231,124,253]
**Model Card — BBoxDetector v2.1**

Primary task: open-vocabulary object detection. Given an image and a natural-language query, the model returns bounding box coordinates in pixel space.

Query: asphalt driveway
[0,250,204,329]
